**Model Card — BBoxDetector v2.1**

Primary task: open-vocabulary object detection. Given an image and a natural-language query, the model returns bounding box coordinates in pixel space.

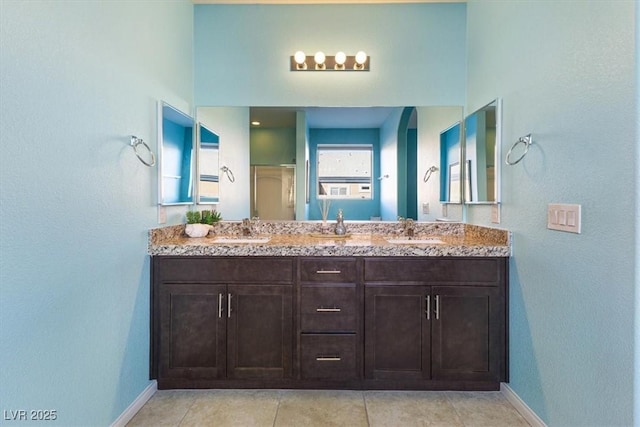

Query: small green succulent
[201,209,222,225]
[186,210,222,225]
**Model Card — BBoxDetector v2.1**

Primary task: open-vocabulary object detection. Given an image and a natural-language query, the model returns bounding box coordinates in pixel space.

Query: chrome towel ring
[221,165,235,182]
[505,134,532,166]
[423,166,439,182]
[130,135,156,167]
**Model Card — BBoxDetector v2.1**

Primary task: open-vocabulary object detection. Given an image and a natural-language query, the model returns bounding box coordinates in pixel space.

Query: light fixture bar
[290,53,370,71]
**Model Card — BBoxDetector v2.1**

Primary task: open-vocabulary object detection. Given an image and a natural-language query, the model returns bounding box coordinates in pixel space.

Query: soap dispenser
[335,208,347,235]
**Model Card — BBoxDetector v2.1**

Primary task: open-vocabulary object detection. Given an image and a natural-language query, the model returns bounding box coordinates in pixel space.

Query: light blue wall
[194,3,466,107]
[466,1,637,425]
[0,1,193,425]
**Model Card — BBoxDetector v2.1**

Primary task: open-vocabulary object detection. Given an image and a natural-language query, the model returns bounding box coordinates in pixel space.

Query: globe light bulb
[314,51,326,65]
[294,51,306,65]
[335,51,347,65]
[355,51,367,65]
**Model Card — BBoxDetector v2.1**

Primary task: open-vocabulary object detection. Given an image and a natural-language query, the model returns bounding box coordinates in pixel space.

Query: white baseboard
[110,380,157,427]
[501,383,547,427]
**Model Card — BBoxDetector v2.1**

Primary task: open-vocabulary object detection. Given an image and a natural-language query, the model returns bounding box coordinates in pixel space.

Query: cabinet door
[431,286,503,382]
[159,284,226,380]
[227,285,293,379]
[364,285,430,380]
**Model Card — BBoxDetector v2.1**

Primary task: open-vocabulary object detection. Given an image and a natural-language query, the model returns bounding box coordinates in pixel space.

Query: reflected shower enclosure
[251,166,296,220]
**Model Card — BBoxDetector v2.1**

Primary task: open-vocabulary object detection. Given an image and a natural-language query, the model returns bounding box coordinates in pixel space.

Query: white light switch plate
[491,204,501,224]
[547,203,581,234]
[158,205,167,224]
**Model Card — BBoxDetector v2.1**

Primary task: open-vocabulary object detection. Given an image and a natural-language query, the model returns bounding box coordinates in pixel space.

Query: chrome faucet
[404,218,415,238]
[241,218,252,236]
[398,216,415,238]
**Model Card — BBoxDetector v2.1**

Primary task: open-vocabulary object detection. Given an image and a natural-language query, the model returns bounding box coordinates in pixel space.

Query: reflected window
[317,144,373,200]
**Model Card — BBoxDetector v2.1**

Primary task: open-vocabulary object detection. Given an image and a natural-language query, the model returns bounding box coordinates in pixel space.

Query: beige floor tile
[275,390,368,427]
[179,389,281,427]
[126,390,196,427]
[446,391,530,427]
[365,391,464,427]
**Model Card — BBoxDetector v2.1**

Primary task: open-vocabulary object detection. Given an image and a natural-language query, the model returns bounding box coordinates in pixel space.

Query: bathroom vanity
[149,221,510,391]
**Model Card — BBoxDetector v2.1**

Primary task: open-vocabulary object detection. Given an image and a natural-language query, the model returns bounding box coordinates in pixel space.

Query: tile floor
[127,389,530,427]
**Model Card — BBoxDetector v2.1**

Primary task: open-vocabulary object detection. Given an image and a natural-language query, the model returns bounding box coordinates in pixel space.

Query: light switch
[158,205,167,224]
[547,203,581,234]
[422,203,430,214]
[491,204,500,224]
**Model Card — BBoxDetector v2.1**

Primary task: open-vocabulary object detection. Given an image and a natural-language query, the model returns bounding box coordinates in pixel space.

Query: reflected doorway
[250,166,296,220]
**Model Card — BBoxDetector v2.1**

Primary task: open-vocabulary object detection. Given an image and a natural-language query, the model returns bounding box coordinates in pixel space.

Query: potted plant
[185,210,222,237]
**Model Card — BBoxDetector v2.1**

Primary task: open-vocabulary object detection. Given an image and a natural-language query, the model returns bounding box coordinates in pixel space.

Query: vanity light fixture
[290,51,369,72]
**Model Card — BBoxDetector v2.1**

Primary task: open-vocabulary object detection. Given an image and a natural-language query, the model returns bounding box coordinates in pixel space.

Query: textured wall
[194,3,466,107]
[466,1,636,425]
[0,1,193,425]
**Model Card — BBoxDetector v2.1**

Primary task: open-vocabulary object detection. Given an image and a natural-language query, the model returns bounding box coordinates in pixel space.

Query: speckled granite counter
[148,221,511,257]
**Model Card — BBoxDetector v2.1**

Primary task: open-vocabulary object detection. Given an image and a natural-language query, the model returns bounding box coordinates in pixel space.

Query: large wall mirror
[463,99,501,204]
[197,123,220,204]
[195,106,462,221]
[158,102,195,205]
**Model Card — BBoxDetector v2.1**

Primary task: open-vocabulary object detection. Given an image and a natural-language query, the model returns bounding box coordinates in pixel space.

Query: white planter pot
[185,223,212,238]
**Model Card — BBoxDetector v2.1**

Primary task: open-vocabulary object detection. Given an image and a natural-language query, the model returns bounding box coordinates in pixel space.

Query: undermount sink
[385,237,444,245]
[212,237,271,244]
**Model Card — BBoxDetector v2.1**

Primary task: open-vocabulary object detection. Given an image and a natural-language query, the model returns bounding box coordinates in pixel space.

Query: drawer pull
[316,307,341,313]
[316,270,342,274]
[316,356,341,361]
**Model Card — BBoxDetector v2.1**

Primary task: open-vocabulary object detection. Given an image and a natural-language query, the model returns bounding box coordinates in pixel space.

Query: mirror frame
[462,98,502,205]
[157,101,196,206]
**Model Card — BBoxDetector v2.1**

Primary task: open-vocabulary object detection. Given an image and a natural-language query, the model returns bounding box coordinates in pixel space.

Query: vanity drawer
[363,257,501,284]
[299,258,357,283]
[300,334,358,380]
[300,284,358,332]
[154,256,294,283]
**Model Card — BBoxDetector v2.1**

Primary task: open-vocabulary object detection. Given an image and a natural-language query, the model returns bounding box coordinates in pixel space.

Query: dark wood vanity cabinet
[363,258,507,387]
[151,255,507,390]
[152,257,294,388]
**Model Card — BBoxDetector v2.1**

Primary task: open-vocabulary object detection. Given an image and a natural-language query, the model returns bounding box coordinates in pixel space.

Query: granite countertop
[148,221,511,257]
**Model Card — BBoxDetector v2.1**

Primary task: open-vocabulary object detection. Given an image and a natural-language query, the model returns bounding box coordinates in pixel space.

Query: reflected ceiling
[250,107,415,129]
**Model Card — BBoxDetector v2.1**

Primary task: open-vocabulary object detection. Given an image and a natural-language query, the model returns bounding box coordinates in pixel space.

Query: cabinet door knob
[316,307,341,312]
[316,356,341,361]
